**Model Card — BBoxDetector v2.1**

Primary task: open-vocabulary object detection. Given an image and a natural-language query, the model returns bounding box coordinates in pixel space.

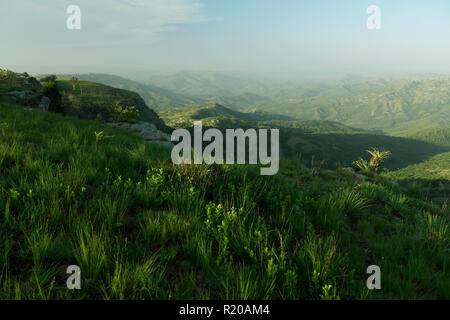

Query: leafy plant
[114,105,140,123]
[352,148,392,173]
[352,158,370,172]
[367,148,392,172]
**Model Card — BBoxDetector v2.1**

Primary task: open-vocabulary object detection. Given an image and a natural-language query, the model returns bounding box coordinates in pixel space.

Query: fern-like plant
[352,148,392,173]
[366,148,391,172]
[352,158,370,172]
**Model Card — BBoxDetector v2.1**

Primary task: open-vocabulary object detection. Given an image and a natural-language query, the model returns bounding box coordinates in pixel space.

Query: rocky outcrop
[342,167,367,181]
[7,90,50,111]
[38,96,51,111]
[107,121,172,148]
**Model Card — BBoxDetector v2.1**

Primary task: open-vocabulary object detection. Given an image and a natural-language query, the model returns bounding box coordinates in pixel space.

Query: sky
[1,0,450,80]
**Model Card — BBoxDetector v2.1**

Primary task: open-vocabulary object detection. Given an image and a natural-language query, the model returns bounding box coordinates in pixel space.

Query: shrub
[42,81,64,114]
[114,106,140,123]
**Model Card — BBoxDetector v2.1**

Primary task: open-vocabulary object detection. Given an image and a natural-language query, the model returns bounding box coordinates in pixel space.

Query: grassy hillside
[0,102,448,299]
[384,152,450,205]
[158,103,449,170]
[54,73,204,111]
[55,79,168,132]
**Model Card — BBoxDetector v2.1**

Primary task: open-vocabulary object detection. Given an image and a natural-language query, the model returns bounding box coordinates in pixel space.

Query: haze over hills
[145,70,274,110]
[146,70,270,97]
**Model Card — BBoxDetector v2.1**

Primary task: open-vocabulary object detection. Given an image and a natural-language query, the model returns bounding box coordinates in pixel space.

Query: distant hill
[53,73,204,111]
[146,70,269,97]
[146,71,272,110]
[245,79,450,134]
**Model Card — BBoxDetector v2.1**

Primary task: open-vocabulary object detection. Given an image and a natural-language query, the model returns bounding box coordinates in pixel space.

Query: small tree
[114,105,140,123]
[70,76,78,91]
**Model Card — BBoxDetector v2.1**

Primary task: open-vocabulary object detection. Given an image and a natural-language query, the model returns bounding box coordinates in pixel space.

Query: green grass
[384,152,450,205]
[0,101,448,300]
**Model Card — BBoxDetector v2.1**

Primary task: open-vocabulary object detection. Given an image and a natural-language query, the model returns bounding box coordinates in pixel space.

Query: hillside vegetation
[54,73,204,111]
[0,101,448,299]
[55,79,168,132]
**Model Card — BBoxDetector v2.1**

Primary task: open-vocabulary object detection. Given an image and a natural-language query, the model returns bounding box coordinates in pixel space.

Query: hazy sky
[1,0,450,80]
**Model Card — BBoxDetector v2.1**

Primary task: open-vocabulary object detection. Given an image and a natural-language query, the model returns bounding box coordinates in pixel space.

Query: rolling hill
[52,73,204,111]
[54,78,169,132]
[243,79,450,135]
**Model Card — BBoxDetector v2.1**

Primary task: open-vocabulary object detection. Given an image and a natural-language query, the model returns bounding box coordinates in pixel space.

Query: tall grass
[0,102,448,299]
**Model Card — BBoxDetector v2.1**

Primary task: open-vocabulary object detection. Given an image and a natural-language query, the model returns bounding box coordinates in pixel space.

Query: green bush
[42,81,64,114]
[114,105,140,123]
